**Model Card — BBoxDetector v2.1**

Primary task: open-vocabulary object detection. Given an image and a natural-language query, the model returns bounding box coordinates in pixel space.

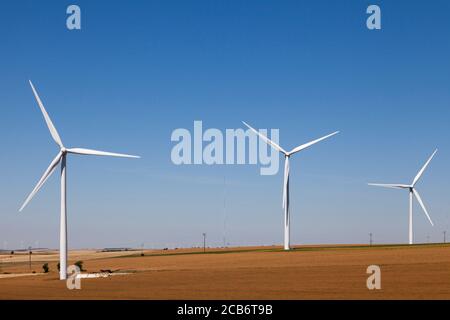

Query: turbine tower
[368,149,437,245]
[20,81,140,280]
[243,122,339,250]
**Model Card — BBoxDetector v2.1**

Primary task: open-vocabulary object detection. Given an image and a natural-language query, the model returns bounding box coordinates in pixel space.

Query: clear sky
[1,0,449,249]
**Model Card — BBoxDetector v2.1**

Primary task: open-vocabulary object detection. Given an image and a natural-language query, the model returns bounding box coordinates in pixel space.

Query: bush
[74,260,85,272]
[42,263,49,273]
[57,261,85,272]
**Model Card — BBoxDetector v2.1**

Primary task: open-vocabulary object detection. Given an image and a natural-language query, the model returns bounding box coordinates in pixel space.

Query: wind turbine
[242,122,339,250]
[368,149,437,245]
[20,81,140,280]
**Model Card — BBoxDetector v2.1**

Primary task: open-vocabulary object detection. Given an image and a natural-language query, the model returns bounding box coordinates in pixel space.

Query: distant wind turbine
[20,81,140,280]
[242,122,339,250]
[368,149,437,245]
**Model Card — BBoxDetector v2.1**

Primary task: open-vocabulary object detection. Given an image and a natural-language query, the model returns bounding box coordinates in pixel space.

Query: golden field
[1,244,450,299]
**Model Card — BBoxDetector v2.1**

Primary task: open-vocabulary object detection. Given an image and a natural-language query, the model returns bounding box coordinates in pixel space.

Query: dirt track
[1,244,450,299]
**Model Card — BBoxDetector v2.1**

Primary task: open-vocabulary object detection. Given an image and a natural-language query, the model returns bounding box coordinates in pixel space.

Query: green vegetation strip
[107,243,450,259]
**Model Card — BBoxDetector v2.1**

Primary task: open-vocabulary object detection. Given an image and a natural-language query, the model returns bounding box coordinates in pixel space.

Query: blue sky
[1,0,450,249]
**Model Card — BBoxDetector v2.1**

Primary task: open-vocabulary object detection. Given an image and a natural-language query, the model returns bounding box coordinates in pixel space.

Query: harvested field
[1,244,450,299]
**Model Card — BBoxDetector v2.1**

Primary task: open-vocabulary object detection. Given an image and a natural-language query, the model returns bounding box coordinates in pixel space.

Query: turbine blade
[29,81,63,148]
[242,121,287,154]
[367,183,410,189]
[412,149,438,186]
[282,157,290,209]
[412,189,434,226]
[288,131,339,155]
[67,148,140,159]
[19,152,63,212]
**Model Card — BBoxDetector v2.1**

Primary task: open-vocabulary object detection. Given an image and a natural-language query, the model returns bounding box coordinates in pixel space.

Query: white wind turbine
[368,149,437,245]
[20,81,140,280]
[243,122,339,250]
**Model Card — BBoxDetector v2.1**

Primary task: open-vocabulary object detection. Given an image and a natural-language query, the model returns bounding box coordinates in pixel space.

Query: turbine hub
[61,147,67,154]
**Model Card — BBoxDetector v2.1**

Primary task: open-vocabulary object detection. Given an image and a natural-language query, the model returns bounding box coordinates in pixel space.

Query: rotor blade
[412,189,434,226]
[29,81,63,148]
[367,183,410,189]
[67,148,140,159]
[242,121,287,155]
[288,131,339,155]
[412,149,438,186]
[19,152,63,212]
[282,157,290,209]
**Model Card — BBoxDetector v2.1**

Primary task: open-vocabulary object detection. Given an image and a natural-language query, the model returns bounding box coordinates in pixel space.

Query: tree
[42,263,49,273]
